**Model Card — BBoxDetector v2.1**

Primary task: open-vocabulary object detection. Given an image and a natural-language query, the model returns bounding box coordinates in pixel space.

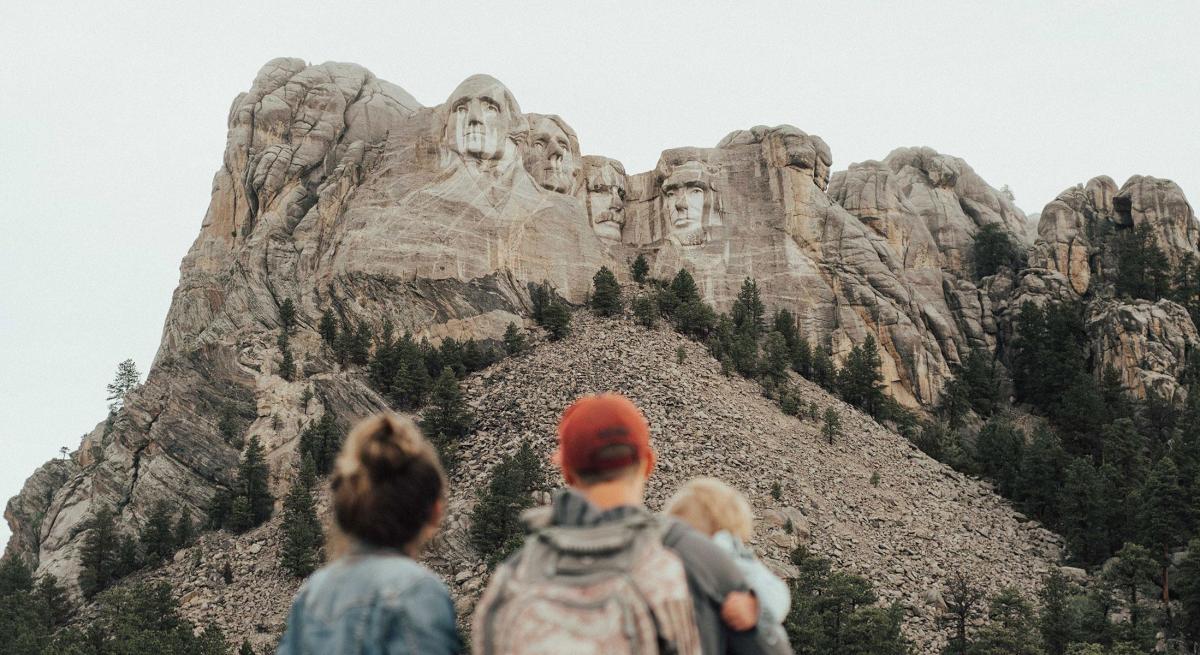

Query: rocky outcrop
[1086,299,1198,401]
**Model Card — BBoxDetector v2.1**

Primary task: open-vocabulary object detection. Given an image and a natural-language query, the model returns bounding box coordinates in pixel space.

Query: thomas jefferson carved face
[526,115,579,193]
[445,75,520,162]
[662,161,715,246]
[583,156,627,242]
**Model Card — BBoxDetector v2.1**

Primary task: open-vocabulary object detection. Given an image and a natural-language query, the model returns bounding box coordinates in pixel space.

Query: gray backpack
[472,510,702,655]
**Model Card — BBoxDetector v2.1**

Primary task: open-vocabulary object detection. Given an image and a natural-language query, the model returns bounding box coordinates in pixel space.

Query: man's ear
[642,450,657,480]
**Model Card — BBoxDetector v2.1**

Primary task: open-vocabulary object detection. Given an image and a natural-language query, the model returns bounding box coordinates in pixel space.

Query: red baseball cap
[557,394,652,475]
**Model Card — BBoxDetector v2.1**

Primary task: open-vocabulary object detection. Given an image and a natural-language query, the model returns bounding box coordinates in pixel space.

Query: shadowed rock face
[6,60,1197,599]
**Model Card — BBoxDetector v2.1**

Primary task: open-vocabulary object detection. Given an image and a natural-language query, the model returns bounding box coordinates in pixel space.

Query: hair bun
[358,415,417,479]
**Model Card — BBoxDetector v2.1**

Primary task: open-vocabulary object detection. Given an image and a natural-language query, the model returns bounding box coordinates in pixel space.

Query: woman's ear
[430,498,446,527]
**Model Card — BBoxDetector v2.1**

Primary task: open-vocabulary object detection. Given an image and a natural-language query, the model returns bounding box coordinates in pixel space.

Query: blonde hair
[665,477,753,541]
[330,413,446,551]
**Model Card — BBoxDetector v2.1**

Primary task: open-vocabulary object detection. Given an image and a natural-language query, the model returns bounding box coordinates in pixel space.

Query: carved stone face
[662,161,714,246]
[583,157,627,242]
[526,116,578,193]
[445,75,519,161]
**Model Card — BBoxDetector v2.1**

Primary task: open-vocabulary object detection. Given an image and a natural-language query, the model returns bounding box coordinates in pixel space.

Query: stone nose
[545,139,562,159]
[674,193,689,213]
[611,191,624,210]
[465,100,484,124]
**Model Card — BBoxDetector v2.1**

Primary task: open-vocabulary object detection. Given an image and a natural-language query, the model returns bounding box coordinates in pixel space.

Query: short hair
[331,413,446,551]
[665,477,753,541]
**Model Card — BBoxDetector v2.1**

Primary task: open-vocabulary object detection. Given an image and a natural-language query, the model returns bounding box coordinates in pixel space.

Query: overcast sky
[2,0,1198,547]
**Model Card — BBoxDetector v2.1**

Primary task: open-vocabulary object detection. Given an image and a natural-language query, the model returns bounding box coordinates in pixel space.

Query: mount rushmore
[6,57,1198,603]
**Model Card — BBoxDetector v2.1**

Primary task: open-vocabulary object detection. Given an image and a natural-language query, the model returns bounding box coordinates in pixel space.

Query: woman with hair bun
[277,413,461,655]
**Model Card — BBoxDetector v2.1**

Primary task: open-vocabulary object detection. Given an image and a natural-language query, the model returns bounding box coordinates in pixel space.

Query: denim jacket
[277,545,461,655]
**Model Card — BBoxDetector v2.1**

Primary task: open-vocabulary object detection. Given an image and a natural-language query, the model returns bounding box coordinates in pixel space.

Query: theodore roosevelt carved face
[583,156,627,242]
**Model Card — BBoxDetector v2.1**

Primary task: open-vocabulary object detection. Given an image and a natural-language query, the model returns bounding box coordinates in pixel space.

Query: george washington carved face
[583,156,627,242]
[444,75,522,162]
[662,160,717,246]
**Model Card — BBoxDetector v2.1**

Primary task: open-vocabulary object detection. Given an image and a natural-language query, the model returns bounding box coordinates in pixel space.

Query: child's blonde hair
[664,477,754,541]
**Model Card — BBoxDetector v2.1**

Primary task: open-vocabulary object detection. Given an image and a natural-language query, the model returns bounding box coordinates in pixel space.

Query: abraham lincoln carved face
[662,160,717,246]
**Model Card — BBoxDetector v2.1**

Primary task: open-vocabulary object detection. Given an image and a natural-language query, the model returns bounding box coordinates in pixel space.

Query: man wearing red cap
[472,393,790,655]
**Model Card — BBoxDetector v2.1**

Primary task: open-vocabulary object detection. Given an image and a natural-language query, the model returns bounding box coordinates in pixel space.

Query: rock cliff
[5,57,1198,652]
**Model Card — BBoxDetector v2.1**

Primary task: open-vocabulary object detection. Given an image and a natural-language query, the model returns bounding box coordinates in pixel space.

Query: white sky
[2,0,1198,547]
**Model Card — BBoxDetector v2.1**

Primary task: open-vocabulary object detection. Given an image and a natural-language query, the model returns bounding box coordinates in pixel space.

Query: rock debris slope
[434,314,1061,652]
[75,313,1062,654]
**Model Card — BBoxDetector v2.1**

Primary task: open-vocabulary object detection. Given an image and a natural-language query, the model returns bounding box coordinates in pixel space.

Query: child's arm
[719,590,759,631]
[744,559,790,622]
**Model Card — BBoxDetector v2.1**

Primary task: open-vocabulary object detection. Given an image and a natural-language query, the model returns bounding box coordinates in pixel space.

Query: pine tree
[973,223,1024,279]
[590,266,623,317]
[837,334,886,418]
[541,302,571,340]
[503,322,527,355]
[630,253,650,284]
[196,622,231,655]
[350,321,372,366]
[941,570,985,655]
[106,359,141,413]
[632,296,658,328]
[730,330,759,377]
[530,281,554,325]
[33,573,74,630]
[239,639,257,655]
[810,345,836,390]
[1177,538,1200,650]
[1103,543,1157,629]
[763,331,791,383]
[79,505,120,598]
[1059,458,1113,566]
[115,532,141,578]
[230,436,272,533]
[139,500,176,566]
[278,298,296,332]
[822,408,841,445]
[669,268,700,304]
[1138,457,1190,602]
[731,278,766,338]
[389,333,432,409]
[974,418,1025,497]
[673,300,717,339]
[280,475,323,578]
[1113,222,1171,301]
[277,331,296,381]
[175,507,194,549]
[318,308,338,348]
[469,441,544,567]
[1037,569,1077,655]
[421,370,475,455]
[206,489,233,530]
[970,587,1042,655]
[1016,426,1067,524]
[299,412,343,475]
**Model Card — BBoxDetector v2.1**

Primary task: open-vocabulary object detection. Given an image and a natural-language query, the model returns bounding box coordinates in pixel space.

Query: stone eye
[485,102,499,114]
